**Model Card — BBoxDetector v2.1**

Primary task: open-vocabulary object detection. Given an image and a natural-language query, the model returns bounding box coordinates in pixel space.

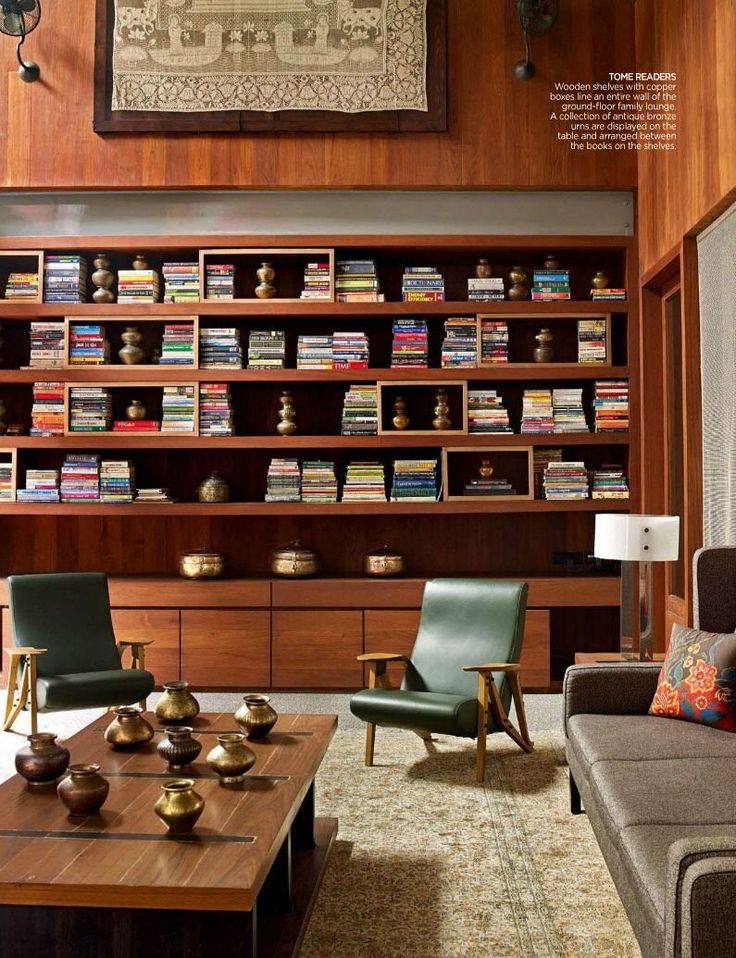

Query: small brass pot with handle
[271,540,320,578]
[363,545,405,578]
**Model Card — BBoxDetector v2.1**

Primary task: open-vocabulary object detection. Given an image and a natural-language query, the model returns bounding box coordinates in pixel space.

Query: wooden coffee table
[0,711,337,958]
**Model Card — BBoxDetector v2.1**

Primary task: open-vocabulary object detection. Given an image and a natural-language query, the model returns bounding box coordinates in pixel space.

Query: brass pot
[363,545,405,578]
[15,732,70,787]
[58,764,109,817]
[271,540,320,578]
[104,707,154,751]
[154,779,205,833]
[179,551,225,580]
[234,694,278,739]
[197,471,230,503]
[154,681,200,724]
[157,727,202,769]
[206,733,256,784]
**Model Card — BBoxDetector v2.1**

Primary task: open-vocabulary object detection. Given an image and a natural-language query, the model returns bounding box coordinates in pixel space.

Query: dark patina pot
[15,732,70,787]
[58,763,110,817]
[157,726,202,769]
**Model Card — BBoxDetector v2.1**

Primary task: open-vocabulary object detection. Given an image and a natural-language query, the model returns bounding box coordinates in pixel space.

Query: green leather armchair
[350,578,532,782]
[3,573,155,733]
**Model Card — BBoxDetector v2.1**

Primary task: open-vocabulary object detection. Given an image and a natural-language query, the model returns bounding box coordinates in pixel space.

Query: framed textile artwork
[94,0,447,133]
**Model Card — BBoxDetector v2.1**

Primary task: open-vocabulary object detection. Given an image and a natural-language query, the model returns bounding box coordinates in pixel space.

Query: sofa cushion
[649,624,736,730]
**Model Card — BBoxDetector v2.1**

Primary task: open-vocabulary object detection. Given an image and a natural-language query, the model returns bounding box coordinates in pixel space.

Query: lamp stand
[620,560,653,661]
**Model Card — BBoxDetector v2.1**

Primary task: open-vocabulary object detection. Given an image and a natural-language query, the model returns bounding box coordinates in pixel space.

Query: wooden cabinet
[363,610,421,685]
[180,610,270,689]
[111,610,180,687]
[272,611,363,688]
[519,610,550,689]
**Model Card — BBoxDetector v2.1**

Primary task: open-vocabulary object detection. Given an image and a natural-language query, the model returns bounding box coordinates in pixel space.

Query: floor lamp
[594,514,680,661]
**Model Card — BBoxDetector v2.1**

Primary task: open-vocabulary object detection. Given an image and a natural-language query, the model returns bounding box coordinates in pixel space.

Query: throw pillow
[649,624,736,730]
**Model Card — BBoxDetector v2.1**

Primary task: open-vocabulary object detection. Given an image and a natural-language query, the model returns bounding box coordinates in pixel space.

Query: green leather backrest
[8,573,123,677]
[404,579,528,697]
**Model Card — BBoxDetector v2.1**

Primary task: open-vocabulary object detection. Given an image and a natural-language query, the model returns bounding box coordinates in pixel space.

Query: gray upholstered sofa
[564,547,736,958]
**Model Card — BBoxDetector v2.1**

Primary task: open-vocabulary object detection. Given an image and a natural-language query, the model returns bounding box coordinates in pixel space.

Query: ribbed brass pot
[178,551,225,580]
[363,545,405,578]
[271,540,320,578]
[154,779,205,833]
[15,732,70,787]
[154,681,200,723]
[58,764,109,817]
[206,733,256,784]
[234,694,278,739]
[104,707,154,750]
[157,727,202,769]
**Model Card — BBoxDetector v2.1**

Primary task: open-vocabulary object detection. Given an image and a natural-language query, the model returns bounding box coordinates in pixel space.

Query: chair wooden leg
[508,672,533,751]
[2,656,19,730]
[476,674,488,783]
[3,657,29,733]
[488,676,534,755]
[364,722,376,766]
[135,647,147,710]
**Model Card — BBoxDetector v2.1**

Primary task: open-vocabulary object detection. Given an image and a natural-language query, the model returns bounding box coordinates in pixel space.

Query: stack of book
[160,324,195,366]
[402,267,445,302]
[0,460,13,500]
[297,334,333,370]
[60,454,100,502]
[248,330,285,369]
[4,271,39,300]
[591,287,626,302]
[136,487,173,503]
[521,388,554,434]
[70,387,113,432]
[390,459,438,502]
[577,319,608,363]
[467,389,512,433]
[480,319,509,364]
[341,385,378,436]
[161,385,196,433]
[300,260,331,300]
[205,264,235,300]
[467,275,505,302]
[100,459,136,502]
[17,469,60,503]
[463,474,516,497]
[69,324,109,366]
[199,383,233,436]
[341,462,387,502]
[200,327,243,368]
[543,461,589,500]
[301,461,338,503]
[533,447,563,498]
[117,269,160,304]
[265,458,301,502]
[441,317,478,367]
[333,331,369,369]
[391,319,429,367]
[532,267,571,301]
[162,262,200,303]
[335,260,382,303]
[113,414,159,433]
[591,465,629,499]
[552,388,589,433]
[43,255,88,303]
[28,322,64,368]
[31,382,65,436]
[594,379,629,432]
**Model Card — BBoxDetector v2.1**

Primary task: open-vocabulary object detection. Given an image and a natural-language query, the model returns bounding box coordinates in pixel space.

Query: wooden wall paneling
[520,610,551,689]
[272,610,363,688]
[180,610,270,689]
[111,609,180,687]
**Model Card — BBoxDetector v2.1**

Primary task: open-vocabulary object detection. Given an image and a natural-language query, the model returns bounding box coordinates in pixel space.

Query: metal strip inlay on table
[103,771,290,782]
[0,828,256,844]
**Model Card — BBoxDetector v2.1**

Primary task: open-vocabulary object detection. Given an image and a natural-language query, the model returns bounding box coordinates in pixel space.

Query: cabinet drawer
[272,611,363,688]
[111,609,180,688]
[181,610,270,689]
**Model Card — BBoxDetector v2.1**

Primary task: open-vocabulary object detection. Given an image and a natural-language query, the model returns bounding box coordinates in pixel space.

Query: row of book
[28,322,64,368]
[0,460,13,500]
[4,272,39,300]
[532,269,571,302]
[542,461,629,501]
[341,384,378,436]
[199,383,233,437]
[335,260,383,304]
[118,269,160,304]
[44,255,87,304]
[402,267,444,303]
[163,263,200,303]
[160,324,195,366]
[264,458,438,502]
[520,388,589,434]
[300,261,331,301]
[295,332,370,370]
[69,324,109,366]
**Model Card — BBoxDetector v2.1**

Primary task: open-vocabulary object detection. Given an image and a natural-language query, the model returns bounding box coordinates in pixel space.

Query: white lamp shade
[594,514,680,562]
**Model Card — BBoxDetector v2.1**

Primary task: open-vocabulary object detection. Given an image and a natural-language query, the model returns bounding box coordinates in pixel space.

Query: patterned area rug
[303,730,640,958]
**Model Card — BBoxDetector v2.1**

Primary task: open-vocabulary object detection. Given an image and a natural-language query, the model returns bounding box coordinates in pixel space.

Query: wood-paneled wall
[636,0,736,272]
[0,0,636,190]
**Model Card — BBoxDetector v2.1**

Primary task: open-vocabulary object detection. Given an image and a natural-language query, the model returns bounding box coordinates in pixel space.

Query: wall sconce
[513,0,559,80]
[0,0,41,83]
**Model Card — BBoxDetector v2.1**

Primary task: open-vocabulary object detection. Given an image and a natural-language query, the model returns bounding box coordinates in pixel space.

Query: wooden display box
[442,446,534,501]
[377,380,468,435]
[476,313,613,366]
[199,248,335,304]
[0,251,44,304]
[0,448,17,501]
[64,316,199,369]
[63,382,199,436]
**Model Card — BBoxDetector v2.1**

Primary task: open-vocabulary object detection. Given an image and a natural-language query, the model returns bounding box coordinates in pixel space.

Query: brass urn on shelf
[206,733,256,784]
[132,253,149,271]
[543,253,560,270]
[234,694,278,739]
[392,396,410,430]
[154,779,205,833]
[591,269,609,290]
[155,681,200,724]
[119,326,146,365]
[276,389,297,436]
[255,262,277,299]
[533,328,554,363]
[15,732,70,787]
[104,706,155,751]
[432,388,452,431]
[508,266,530,301]
[91,253,115,304]
[363,545,406,578]
[126,399,146,420]
[58,764,109,817]
[157,727,202,769]
[178,550,226,580]
[475,258,493,278]
[271,540,320,578]
[479,460,494,480]
[197,471,230,503]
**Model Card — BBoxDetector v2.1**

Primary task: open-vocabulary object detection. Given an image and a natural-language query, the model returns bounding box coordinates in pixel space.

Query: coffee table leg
[260,832,292,913]
[292,781,316,850]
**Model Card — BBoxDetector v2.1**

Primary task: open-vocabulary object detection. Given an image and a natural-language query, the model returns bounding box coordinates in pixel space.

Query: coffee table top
[0,712,337,912]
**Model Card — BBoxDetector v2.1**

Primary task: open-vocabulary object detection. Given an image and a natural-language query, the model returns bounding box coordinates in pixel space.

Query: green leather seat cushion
[351,687,482,737]
[37,669,154,712]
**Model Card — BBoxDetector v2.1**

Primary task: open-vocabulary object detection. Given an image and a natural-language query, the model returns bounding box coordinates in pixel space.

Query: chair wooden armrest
[117,639,154,650]
[463,662,521,674]
[117,639,153,673]
[5,647,47,657]
[356,652,409,663]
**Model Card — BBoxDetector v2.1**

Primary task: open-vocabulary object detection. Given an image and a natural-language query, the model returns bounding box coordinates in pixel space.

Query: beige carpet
[303,730,640,958]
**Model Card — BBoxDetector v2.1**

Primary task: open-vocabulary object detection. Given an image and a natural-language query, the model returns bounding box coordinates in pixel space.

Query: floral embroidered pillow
[649,624,736,731]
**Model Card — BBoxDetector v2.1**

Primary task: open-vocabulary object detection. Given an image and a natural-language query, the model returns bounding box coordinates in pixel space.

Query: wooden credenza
[0,576,620,692]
